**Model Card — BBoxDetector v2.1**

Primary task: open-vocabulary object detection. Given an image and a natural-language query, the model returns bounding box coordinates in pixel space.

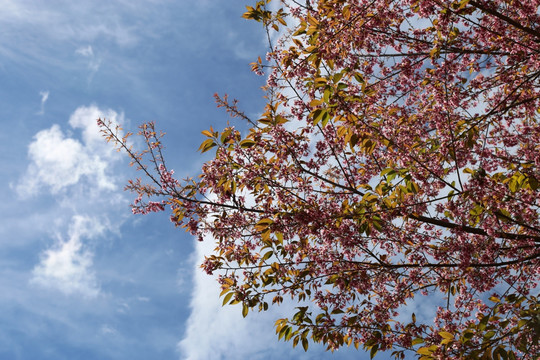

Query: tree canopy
[99,0,540,358]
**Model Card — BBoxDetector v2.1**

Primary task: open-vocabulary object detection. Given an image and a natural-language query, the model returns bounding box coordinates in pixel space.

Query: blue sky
[0,1,394,359]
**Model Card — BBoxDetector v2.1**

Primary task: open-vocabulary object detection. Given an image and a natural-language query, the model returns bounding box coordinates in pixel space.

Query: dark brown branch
[469,1,540,41]
[410,214,540,242]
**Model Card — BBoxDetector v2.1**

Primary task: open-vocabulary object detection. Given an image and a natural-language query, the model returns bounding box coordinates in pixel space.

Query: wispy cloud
[15,105,122,197]
[0,1,140,47]
[75,45,94,57]
[100,324,118,335]
[37,90,49,115]
[75,45,101,81]
[0,1,151,79]
[31,215,104,298]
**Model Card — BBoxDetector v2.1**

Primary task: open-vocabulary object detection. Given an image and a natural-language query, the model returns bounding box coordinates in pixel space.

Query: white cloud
[31,215,105,298]
[69,105,121,150]
[37,90,49,115]
[75,45,94,57]
[16,105,122,197]
[117,300,130,314]
[100,324,118,336]
[14,105,130,301]
[178,236,304,360]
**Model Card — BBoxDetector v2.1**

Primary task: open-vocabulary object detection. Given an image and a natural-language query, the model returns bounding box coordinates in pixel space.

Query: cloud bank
[177,234,325,360]
[178,237,286,360]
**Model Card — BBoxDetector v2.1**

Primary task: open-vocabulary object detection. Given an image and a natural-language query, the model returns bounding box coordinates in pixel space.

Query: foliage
[99,0,540,358]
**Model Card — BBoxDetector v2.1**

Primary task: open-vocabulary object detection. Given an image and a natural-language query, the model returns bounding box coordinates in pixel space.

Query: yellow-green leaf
[417,347,433,355]
[302,337,309,351]
[255,218,273,231]
[240,139,256,148]
[222,291,234,306]
[439,331,454,340]
[198,138,216,153]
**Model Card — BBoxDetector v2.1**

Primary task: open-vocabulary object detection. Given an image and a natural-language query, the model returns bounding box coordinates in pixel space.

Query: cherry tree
[100,0,540,358]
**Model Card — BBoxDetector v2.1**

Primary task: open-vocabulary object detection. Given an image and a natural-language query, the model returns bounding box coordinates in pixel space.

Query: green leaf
[284,326,293,341]
[479,315,490,330]
[333,72,344,83]
[364,338,377,348]
[493,345,508,360]
[278,325,289,340]
[220,128,232,143]
[261,250,274,261]
[312,108,329,126]
[293,335,300,348]
[323,88,332,103]
[370,344,379,359]
[508,177,519,192]
[240,139,256,148]
[302,337,309,351]
[528,176,539,190]
[457,0,471,10]
[470,203,484,216]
